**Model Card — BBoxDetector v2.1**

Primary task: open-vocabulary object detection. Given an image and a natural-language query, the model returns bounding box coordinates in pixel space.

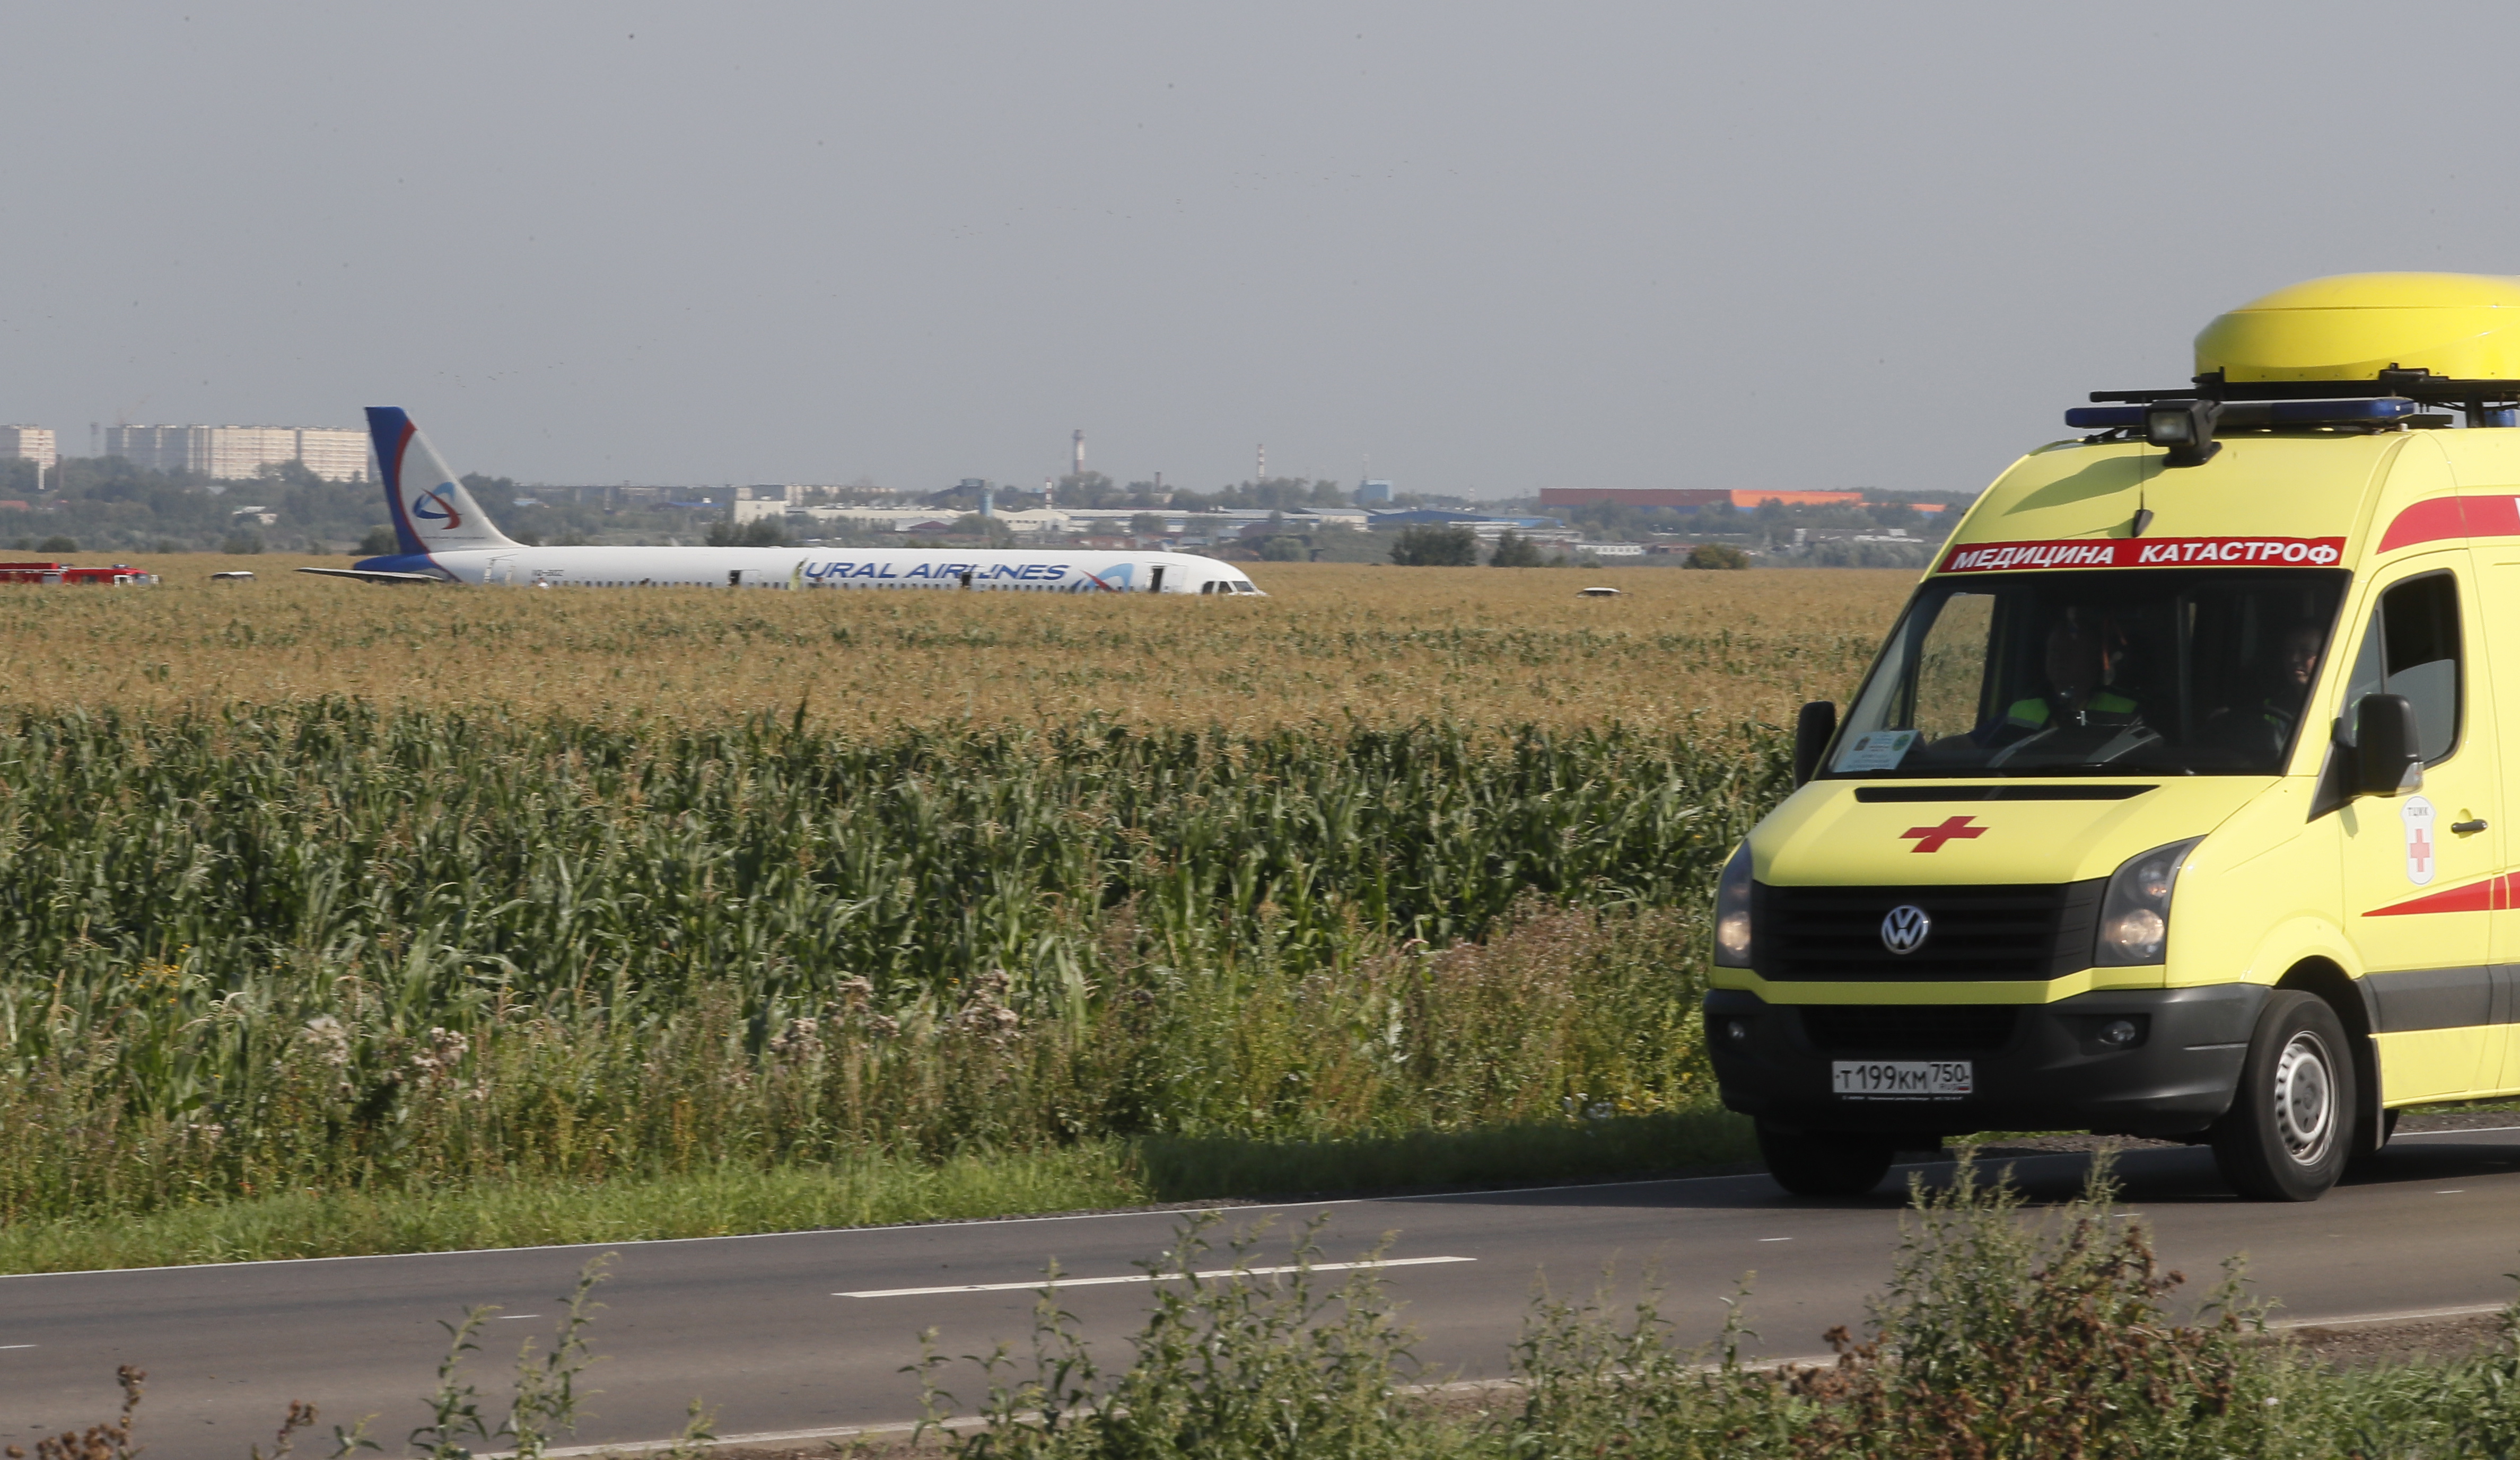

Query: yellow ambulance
[1709,272,2520,1201]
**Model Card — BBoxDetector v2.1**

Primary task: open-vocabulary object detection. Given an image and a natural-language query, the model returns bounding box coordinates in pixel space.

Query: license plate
[1832,1060,1973,1098]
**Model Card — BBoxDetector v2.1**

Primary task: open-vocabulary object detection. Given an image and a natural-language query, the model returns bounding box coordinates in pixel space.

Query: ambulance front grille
[1753,879,2105,981]
[1800,1004,2020,1055]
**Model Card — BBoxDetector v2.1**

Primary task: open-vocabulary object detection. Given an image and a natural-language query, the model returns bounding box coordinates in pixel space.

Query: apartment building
[0,427,57,469]
[104,425,370,482]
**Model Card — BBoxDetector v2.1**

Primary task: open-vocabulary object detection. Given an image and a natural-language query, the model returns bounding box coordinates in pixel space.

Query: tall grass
[0,703,1781,1244]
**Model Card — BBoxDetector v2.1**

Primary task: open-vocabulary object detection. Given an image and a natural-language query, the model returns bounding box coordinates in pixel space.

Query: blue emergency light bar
[2065,397,2418,430]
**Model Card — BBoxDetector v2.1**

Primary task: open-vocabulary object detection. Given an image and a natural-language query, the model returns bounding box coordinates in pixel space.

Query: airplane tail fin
[366,407,519,555]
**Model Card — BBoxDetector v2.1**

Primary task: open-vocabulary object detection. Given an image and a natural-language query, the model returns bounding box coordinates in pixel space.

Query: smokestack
[1257,444,1265,480]
[1072,429,1085,478]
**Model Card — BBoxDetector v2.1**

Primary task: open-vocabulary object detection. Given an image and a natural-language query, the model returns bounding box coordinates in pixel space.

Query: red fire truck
[0,561,159,585]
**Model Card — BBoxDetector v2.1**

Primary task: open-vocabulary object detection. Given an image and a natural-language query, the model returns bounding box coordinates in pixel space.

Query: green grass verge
[0,1111,1755,1275]
[0,1146,1144,1274]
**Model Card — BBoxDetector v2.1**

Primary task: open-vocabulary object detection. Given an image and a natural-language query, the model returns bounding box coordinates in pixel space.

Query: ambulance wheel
[2208,991,2353,1202]
[1756,1122,1895,1197]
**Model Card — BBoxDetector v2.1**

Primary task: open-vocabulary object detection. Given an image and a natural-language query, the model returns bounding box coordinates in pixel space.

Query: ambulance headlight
[1713,842,1755,968]
[2095,838,2201,966]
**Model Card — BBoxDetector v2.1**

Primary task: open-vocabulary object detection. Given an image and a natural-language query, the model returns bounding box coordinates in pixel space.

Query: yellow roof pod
[2195,271,2520,383]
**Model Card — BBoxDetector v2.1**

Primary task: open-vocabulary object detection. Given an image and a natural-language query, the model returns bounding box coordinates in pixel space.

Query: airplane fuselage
[348,545,1263,594]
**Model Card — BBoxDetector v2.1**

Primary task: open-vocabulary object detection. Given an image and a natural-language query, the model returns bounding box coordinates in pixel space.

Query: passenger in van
[2201,620,2324,759]
[1979,614,2141,747]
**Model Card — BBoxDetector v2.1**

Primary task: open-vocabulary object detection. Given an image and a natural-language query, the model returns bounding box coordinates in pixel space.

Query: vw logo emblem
[1880,904,1931,955]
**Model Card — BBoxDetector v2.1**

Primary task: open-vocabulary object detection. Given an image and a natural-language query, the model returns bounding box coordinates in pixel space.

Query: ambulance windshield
[1827,568,2348,777]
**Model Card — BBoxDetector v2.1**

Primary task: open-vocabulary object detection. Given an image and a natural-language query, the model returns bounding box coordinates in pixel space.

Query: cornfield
[0,556,1911,732]
[0,703,1793,1225]
[0,560,1920,1241]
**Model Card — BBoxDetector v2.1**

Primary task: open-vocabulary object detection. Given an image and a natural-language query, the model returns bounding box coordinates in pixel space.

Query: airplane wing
[295,567,449,585]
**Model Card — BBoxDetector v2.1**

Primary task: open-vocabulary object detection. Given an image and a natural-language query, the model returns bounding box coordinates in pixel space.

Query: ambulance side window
[2346,573,2462,764]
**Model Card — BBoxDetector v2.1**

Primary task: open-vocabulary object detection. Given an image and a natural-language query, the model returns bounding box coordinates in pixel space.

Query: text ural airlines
[1939,536,2346,574]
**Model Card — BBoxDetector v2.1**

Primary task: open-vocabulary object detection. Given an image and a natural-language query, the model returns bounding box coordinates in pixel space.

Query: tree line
[0,456,803,557]
[0,455,382,555]
[1388,525,1751,569]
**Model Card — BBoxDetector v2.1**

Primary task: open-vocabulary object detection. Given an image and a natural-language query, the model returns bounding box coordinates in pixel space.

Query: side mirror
[1792,701,1838,787]
[2351,693,2422,797]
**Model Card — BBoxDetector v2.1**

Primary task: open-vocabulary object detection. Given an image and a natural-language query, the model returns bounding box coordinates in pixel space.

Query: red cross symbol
[1901,815,1987,854]
[2410,828,2431,876]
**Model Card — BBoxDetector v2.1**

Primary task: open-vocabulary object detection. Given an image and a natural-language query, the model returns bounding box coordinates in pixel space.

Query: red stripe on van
[2377,497,2466,553]
[2459,494,2520,537]
[2363,873,2514,917]
[2376,494,2520,554]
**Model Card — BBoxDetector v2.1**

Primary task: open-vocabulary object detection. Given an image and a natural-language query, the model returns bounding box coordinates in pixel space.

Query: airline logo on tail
[412,486,463,529]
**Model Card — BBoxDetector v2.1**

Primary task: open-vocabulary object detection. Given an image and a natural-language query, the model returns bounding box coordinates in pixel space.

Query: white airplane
[299,408,1267,596]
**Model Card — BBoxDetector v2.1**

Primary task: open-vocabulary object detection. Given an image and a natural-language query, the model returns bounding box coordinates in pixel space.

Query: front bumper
[1704,983,2267,1139]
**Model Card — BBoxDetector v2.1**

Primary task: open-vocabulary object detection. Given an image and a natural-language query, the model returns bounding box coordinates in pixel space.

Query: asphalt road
[13,1127,2520,1458]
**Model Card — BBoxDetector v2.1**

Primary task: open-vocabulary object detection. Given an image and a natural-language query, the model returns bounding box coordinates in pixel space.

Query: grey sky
[10,3,2519,496]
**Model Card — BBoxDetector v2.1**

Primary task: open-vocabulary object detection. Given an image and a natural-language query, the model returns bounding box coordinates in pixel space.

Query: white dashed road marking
[838,1255,1474,1299]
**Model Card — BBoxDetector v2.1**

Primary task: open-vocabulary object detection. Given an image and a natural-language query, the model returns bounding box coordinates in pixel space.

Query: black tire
[1756,1121,1895,1197]
[2208,991,2355,1201]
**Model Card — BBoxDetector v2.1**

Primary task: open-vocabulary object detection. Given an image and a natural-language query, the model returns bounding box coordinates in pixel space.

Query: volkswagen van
[1709,273,2520,1201]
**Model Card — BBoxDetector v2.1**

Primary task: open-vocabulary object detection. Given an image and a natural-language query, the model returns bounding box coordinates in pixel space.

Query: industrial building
[103,425,370,482]
[1537,487,1866,509]
[761,504,1375,540]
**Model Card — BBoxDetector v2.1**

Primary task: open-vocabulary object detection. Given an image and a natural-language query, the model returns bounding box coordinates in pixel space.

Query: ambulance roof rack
[2065,398,2420,433]
[2093,367,2520,414]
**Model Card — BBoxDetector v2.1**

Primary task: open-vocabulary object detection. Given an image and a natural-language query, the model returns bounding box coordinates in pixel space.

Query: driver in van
[2261,620,2324,742]
[1980,612,2141,746]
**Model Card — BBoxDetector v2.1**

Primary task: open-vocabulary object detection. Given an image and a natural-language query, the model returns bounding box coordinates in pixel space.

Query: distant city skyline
[8,5,2517,494]
[0,418,1965,500]
[0,427,1921,513]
